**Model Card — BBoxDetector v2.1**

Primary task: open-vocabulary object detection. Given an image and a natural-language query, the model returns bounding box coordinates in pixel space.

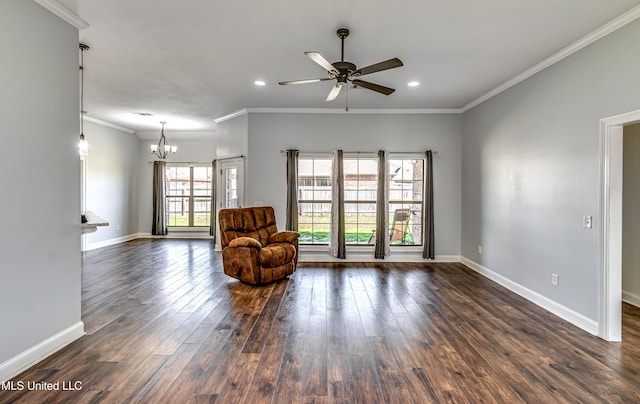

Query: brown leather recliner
[218,206,299,285]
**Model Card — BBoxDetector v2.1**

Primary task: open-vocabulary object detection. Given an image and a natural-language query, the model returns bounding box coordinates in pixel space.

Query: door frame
[599,109,640,341]
[215,156,245,250]
[217,156,245,210]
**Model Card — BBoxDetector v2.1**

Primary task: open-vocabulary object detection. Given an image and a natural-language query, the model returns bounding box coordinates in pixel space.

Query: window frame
[295,152,427,248]
[297,154,333,244]
[165,163,212,229]
[387,153,426,247]
[343,153,379,245]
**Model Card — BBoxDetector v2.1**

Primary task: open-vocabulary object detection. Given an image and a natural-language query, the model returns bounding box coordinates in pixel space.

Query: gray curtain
[329,149,346,258]
[423,150,435,259]
[285,149,299,231]
[209,160,217,239]
[152,161,168,236]
[375,150,390,258]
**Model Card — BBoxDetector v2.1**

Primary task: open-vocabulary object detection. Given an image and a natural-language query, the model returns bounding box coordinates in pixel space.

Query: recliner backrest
[218,206,279,248]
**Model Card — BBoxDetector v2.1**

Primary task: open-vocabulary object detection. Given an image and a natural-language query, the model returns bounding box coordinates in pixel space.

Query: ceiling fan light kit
[279,27,403,107]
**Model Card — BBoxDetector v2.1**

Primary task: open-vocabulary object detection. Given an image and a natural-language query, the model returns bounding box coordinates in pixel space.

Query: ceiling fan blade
[305,51,338,73]
[325,83,343,101]
[279,77,333,85]
[352,58,404,77]
[352,79,395,95]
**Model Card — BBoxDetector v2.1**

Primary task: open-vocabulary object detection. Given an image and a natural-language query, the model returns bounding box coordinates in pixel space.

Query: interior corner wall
[215,114,248,160]
[83,121,140,249]
[137,137,216,234]
[461,18,640,323]
[623,123,640,306]
[0,0,82,374]
[246,112,462,257]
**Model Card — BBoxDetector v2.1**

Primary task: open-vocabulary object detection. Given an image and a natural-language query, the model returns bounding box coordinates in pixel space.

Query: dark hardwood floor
[3,239,640,403]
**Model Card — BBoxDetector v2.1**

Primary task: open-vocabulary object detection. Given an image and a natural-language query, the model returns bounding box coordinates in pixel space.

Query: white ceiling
[54,0,640,133]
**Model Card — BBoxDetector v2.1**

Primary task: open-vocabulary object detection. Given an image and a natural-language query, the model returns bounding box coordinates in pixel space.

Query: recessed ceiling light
[254,80,266,86]
[408,81,420,87]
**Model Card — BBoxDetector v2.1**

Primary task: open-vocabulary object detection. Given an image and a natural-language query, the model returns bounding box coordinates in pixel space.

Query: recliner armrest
[228,237,262,249]
[269,231,300,245]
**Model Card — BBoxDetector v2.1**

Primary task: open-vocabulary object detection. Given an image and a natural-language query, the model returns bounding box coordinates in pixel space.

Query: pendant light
[150,121,177,159]
[78,43,89,156]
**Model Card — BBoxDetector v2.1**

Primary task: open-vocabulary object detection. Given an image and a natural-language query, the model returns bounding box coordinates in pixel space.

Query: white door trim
[215,157,245,250]
[599,109,640,341]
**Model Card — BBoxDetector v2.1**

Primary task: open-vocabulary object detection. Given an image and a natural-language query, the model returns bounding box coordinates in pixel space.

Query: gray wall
[137,136,216,234]
[461,18,640,321]
[0,0,81,363]
[246,112,462,257]
[216,114,248,159]
[623,123,640,305]
[84,121,140,246]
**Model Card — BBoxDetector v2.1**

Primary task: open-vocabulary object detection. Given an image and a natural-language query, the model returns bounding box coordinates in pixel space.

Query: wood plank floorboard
[2,239,640,403]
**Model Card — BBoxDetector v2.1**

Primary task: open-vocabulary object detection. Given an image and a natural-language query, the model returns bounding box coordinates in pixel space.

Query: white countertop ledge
[81,211,109,234]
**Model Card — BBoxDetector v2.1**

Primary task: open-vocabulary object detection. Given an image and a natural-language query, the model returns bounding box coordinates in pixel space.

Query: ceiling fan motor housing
[337,28,350,39]
[332,61,357,75]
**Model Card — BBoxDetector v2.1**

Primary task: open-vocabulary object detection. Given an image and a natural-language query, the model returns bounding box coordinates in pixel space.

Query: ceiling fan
[278,28,404,102]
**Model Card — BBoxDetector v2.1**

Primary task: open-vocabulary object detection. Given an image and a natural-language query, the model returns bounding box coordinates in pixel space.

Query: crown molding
[462,4,640,112]
[214,109,248,124]
[84,116,136,134]
[246,107,462,115]
[214,107,461,122]
[34,0,89,30]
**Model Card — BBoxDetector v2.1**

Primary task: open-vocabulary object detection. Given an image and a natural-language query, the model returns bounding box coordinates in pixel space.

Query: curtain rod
[214,155,245,162]
[279,150,438,155]
[148,161,212,164]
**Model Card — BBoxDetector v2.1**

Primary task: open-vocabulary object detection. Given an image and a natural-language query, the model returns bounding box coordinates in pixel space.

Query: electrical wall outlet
[552,273,559,286]
[477,245,482,254]
[583,215,592,229]
[116,225,120,231]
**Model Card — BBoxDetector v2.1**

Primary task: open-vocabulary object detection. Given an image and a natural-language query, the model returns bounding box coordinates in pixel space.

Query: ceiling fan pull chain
[346,84,349,112]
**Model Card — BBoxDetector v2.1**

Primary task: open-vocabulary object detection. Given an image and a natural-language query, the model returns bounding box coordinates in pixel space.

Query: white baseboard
[84,232,214,251]
[84,233,143,251]
[623,290,640,308]
[136,232,213,239]
[461,257,599,336]
[0,322,84,382]
[299,251,460,263]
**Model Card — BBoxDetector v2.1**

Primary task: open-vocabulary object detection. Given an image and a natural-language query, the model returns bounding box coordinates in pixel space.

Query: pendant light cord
[79,44,90,138]
[80,47,84,135]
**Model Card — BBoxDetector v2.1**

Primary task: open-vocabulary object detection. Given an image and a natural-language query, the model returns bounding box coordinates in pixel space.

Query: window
[388,158,424,245]
[344,156,378,244]
[297,157,332,244]
[296,153,426,247]
[165,165,212,227]
[224,167,238,208]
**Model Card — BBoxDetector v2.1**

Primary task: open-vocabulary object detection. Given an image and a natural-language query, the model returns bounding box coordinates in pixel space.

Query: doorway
[218,156,244,210]
[599,109,640,341]
[214,156,245,250]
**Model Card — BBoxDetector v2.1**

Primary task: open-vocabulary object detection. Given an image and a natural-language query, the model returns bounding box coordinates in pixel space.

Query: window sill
[168,227,209,232]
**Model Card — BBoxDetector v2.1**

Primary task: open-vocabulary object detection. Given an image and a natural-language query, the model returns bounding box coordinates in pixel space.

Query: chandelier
[150,121,177,159]
[78,43,90,156]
